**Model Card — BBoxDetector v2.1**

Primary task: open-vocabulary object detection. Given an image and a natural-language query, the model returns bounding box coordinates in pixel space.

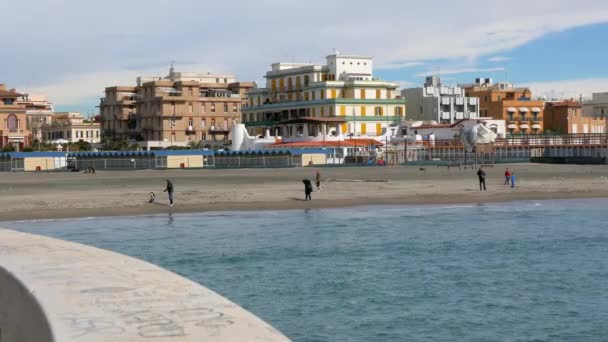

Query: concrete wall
[301,154,327,166]
[0,266,53,342]
[0,229,290,342]
[166,155,204,168]
[24,157,56,171]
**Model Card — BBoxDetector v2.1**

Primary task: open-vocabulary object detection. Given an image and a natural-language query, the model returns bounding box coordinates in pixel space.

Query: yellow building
[243,53,405,138]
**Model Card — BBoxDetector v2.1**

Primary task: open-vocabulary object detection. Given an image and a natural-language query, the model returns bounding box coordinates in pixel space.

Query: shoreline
[2,191,607,222]
[1,163,608,222]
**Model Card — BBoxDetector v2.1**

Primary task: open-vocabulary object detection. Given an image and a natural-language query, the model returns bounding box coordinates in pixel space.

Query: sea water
[7,199,608,341]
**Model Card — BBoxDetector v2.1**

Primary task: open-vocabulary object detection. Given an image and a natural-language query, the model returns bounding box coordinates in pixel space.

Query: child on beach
[510,173,516,188]
[504,168,511,186]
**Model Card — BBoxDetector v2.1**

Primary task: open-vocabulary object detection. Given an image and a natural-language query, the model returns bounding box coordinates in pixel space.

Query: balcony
[185,126,196,135]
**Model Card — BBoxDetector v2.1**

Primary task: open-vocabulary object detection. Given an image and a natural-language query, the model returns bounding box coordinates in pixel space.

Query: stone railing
[0,229,290,342]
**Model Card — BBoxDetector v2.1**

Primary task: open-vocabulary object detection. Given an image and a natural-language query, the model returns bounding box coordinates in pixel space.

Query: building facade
[41,112,101,144]
[582,92,608,118]
[17,94,55,141]
[402,76,479,124]
[100,67,254,149]
[0,84,30,150]
[242,53,406,139]
[463,78,545,135]
[544,101,606,134]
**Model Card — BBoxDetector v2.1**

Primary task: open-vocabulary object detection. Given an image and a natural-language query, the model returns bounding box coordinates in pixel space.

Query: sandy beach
[1,163,608,221]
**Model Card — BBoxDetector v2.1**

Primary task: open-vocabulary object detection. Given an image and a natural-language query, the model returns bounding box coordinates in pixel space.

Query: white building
[42,112,101,145]
[243,53,406,144]
[402,76,480,124]
[583,92,608,117]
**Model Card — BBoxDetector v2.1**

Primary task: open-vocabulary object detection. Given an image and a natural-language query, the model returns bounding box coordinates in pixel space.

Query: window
[311,92,316,100]
[96,131,99,138]
[188,102,193,113]
[188,118,193,127]
[304,75,310,87]
[331,89,337,99]
[224,78,228,83]
[216,78,220,83]
[233,104,238,112]
[224,104,228,113]
[361,106,366,116]
[360,89,366,99]
[394,107,403,116]
[6,114,18,131]
[211,104,216,112]
[340,106,346,116]
[189,88,193,96]
[376,89,381,99]
[374,107,383,116]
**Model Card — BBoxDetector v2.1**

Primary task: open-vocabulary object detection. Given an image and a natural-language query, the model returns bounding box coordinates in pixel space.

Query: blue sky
[2,0,608,113]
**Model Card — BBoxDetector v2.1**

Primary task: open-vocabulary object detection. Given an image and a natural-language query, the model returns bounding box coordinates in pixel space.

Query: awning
[532,124,541,129]
[519,107,529,112]
[531,107,542,112]
[520,124,530,129]
[507,124,517,129]
[507,107,517,112]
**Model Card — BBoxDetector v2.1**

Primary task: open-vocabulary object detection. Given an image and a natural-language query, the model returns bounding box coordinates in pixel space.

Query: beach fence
[0,152,66,172]
[67,150,216,171]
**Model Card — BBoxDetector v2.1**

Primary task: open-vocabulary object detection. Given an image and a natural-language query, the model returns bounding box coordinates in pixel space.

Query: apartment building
[100,66,254,149]
[42,112,101,144]
[582,92,608,117]
[463,78,545,135]
[544,101,606,134]
[17,93,55,141]
[0,84,30,150]
[402,76,479,124]
[242,53,405,139]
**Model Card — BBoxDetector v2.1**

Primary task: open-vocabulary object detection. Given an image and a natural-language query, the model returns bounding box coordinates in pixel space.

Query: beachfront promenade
[0,229,290,342]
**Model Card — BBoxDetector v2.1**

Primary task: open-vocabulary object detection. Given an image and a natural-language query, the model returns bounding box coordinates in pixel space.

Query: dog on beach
[148,192,156,203]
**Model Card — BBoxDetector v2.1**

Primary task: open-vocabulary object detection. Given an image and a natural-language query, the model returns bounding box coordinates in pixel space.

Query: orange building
[0,84,30,150]
[544,101,606,134]
[463,78,545,135]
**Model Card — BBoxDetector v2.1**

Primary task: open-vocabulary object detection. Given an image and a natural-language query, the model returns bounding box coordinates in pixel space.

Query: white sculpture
[461,123,497,152]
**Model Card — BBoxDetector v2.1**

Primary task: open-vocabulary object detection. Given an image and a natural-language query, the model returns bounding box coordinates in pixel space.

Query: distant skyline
[2,0,608,113]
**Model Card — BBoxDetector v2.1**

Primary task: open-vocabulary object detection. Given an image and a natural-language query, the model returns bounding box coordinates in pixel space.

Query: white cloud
[415,67,505,77]
[2,0,608,109]
[528,78,608,100]
[488,56,511,63]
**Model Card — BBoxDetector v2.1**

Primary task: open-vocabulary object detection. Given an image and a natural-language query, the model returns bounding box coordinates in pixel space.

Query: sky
[2,0,608,114]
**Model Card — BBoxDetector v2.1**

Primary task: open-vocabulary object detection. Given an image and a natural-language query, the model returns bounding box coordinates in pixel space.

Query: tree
[187,141,203,150]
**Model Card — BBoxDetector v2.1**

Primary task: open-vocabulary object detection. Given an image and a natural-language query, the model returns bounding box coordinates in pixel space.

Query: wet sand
[1,163,608,221]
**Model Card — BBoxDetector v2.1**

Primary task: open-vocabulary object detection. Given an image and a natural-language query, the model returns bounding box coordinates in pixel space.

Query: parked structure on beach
[544,100,606,134]
[0,84,30,151]
[100,66,254,150]
[463,78,545,135]
[402,76,480,124]
[242,53,406,141]
[41,112,101,145]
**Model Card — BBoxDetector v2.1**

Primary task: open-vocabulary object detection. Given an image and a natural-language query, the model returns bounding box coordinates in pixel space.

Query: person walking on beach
[477,167,487,191]
[302,179,313,201]
[163,179,175,207]
[510,173,517,188]
[315,170,321,191]
[504,168,512,186]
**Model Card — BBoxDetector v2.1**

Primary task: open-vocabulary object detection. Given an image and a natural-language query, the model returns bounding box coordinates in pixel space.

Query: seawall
[0,229,290,341]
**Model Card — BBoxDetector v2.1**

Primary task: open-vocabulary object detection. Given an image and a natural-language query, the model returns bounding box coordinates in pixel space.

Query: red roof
[269,139,383,148]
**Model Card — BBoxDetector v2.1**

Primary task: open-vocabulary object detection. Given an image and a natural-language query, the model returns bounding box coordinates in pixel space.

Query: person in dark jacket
[302,179,313,201]
[477,168,487,191]
[163,179,175,206]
